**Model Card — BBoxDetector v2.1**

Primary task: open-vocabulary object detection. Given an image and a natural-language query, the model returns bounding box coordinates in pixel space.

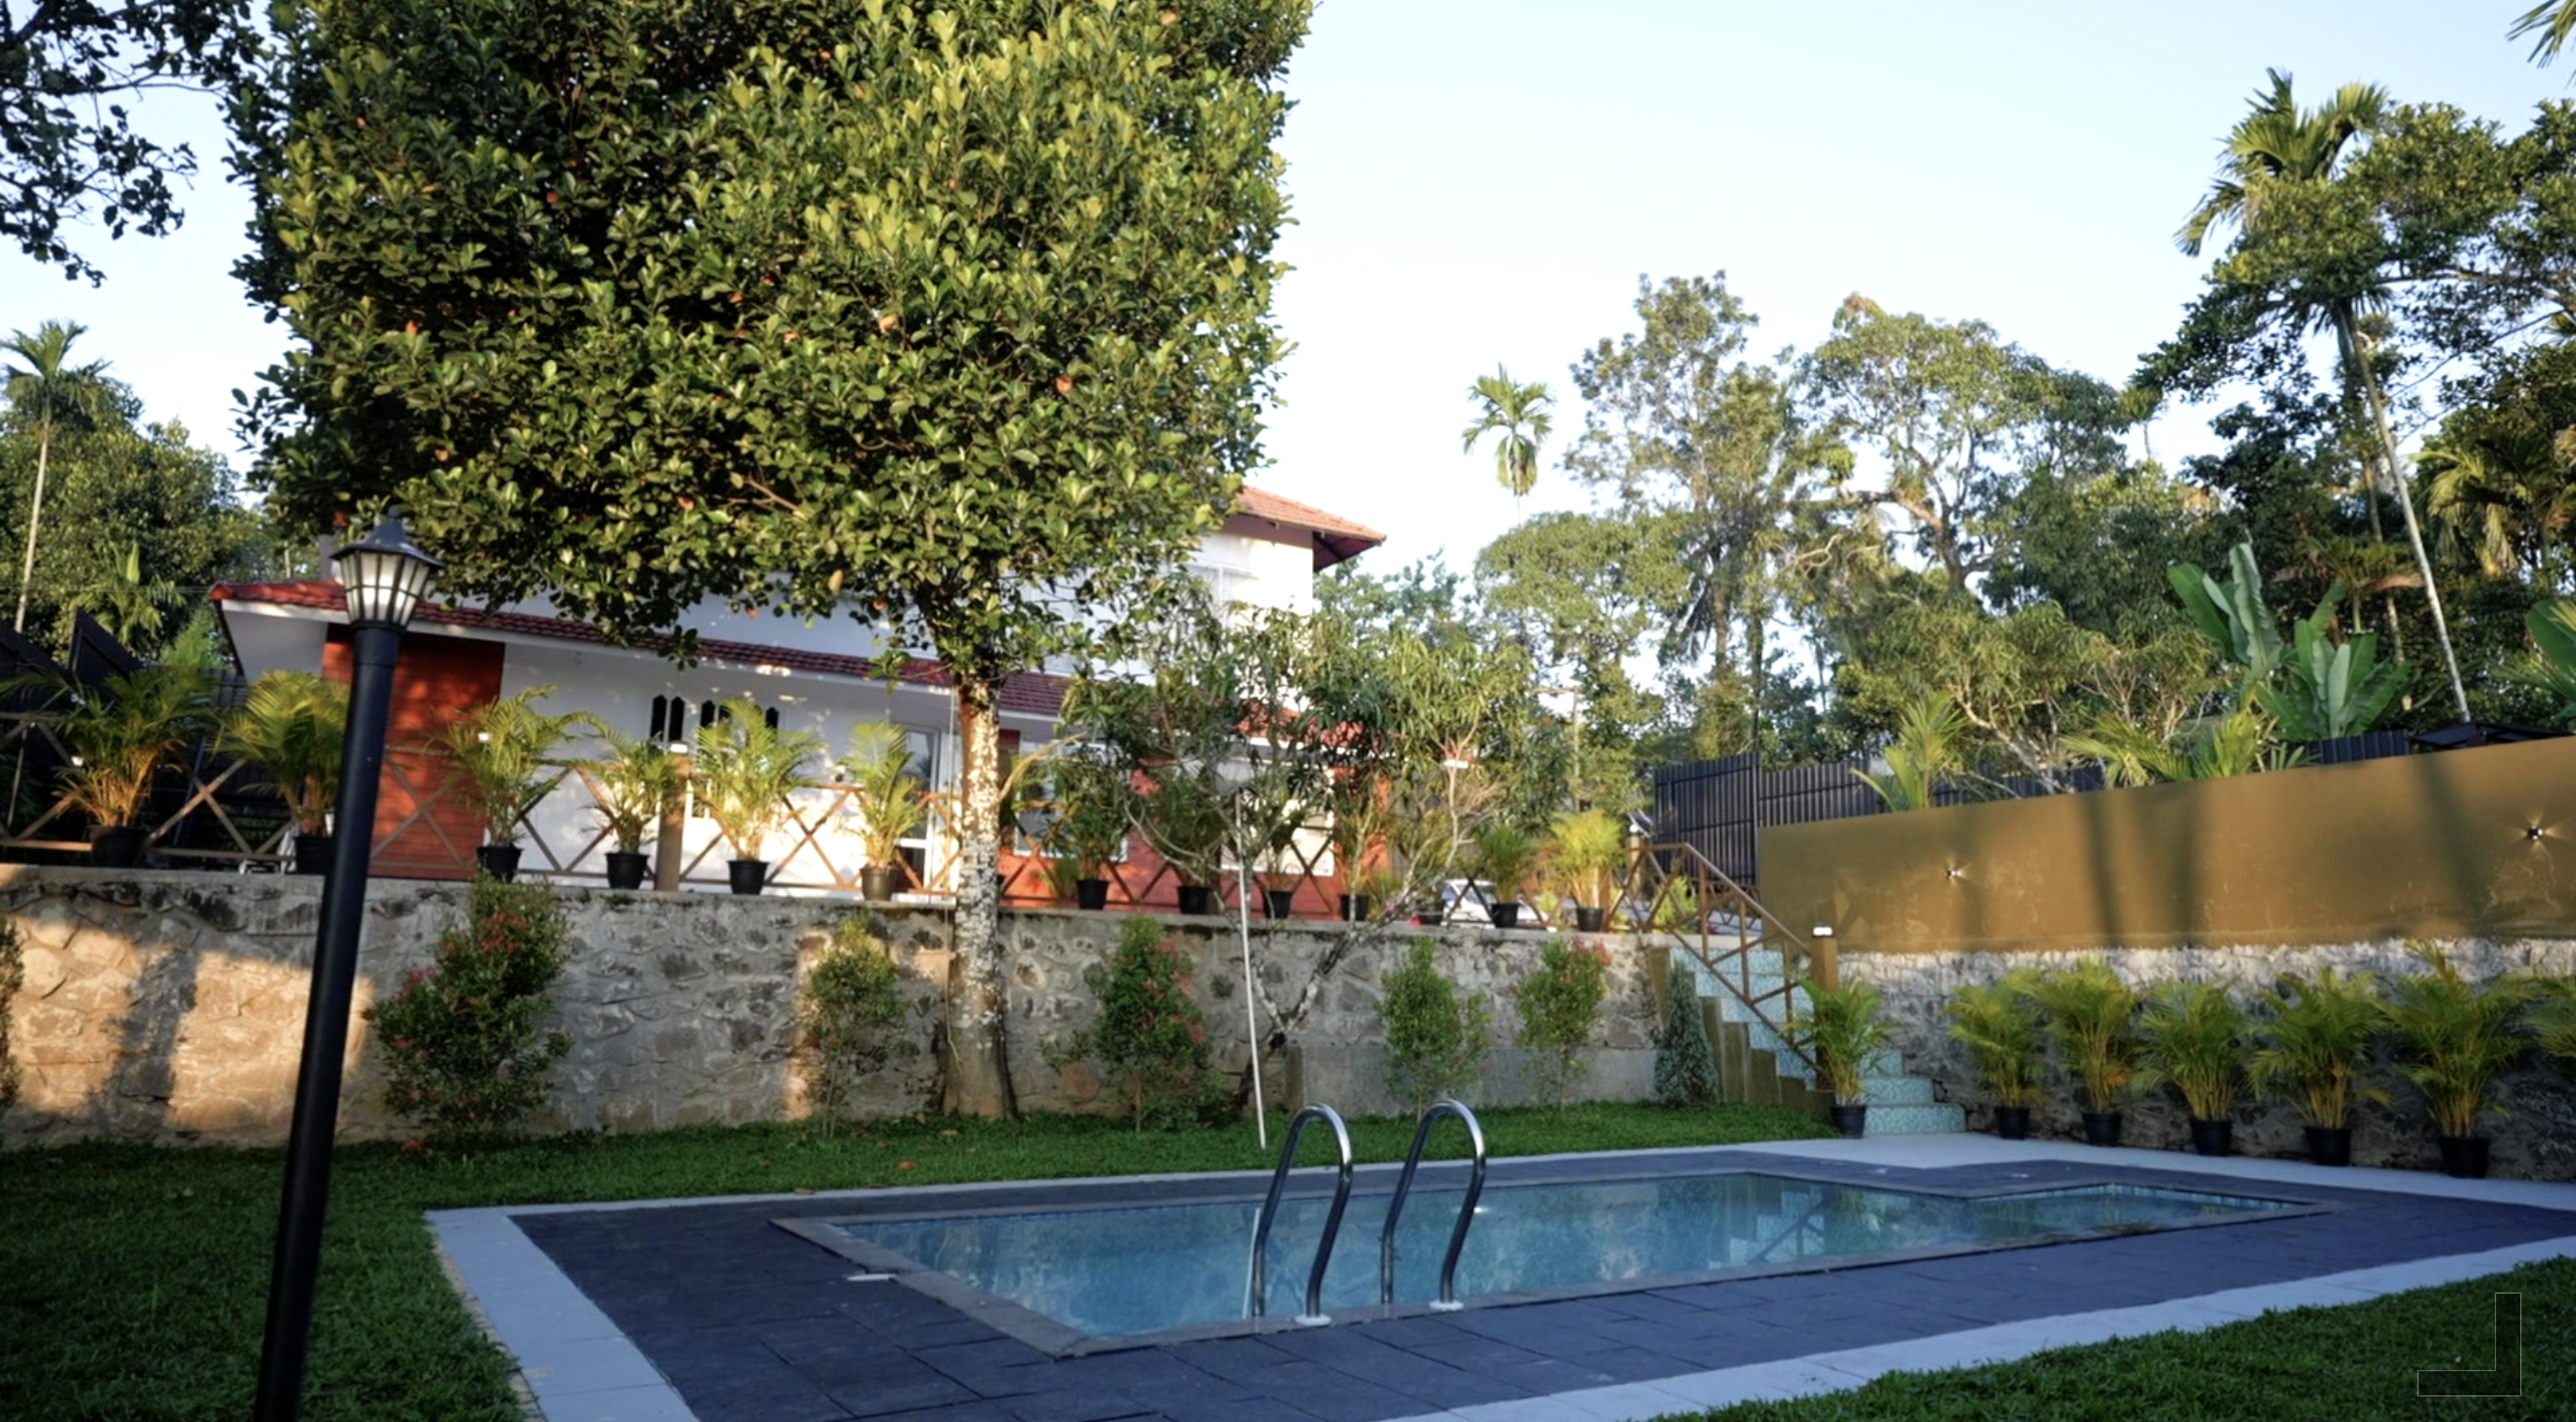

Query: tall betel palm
[1462,365,1555,510]
[2176,70,2472,724]
[1,321,111,633]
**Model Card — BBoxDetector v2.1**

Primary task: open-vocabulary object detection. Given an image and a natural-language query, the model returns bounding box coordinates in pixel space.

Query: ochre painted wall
[1760,736,2576,953]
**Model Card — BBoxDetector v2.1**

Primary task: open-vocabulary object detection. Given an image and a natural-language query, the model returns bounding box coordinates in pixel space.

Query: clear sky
[3,2,2569,583]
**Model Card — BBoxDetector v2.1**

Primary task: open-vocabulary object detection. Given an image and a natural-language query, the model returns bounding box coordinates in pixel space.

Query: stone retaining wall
[1847,940,2576,1180]
[0,868,1658,1146]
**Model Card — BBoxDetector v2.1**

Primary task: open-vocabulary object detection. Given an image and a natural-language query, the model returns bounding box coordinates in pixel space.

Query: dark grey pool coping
[431,1138,2576,1422]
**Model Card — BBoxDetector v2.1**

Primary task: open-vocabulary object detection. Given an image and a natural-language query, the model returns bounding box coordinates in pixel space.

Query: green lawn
[1658,1255,2574,1422]
[0,1102,1828,1422]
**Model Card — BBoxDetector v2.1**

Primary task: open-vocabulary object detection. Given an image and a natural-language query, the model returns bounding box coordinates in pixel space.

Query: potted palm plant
[1143,774,1225,915]
[432,686,603,880]
[15,664,219,868]
[218,669,347,875]
[581,728,681,890]
[693,696,821,895]
[2380,950,2542,1179]
[1792,974,1893,1137]
[843,721,928,902]
[2249,967,2386,1166]
[2026,958,2141,1146]
[2136,978,2247,1156]
[1046,754,1130,911]
[1945,972,2046,1138]
[1474,821,1541,929]
[1325,789,1386,921]
[1547,808,1626,933]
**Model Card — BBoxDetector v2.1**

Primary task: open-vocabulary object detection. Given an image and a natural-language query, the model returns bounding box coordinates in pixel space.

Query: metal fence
[1652,728,2442,889]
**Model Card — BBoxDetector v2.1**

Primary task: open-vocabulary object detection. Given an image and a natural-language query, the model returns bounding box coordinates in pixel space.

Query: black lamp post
[251,516,439,1422]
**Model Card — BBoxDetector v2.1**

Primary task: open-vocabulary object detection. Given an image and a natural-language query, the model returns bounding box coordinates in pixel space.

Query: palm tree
[2177,71,2473,724]
[2513,3,2576,67]
[1462,365,1554,510]
[1,322,111,634]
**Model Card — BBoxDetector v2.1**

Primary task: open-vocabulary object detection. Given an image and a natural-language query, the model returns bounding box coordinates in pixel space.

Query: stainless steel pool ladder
[1245,1103,1354,1326]
[1377,1098,1488,1312]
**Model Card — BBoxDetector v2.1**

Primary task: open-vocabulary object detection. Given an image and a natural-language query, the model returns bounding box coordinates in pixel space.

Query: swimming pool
[787,1169,2304,1347]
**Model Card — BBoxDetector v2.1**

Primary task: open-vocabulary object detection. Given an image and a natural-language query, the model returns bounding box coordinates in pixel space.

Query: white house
[212,485,1383,898]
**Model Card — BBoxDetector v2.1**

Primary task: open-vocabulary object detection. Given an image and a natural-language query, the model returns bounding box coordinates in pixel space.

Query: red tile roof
[210,581,1070,716]
[1234,484,1385,569]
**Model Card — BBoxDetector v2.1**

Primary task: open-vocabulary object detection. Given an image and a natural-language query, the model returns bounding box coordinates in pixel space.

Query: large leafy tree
[239,0,1310,1117]
[1,0,258,282]
[1567,274,1846,763]
[2161,69,2474,722]
[0,370,269,656]
[1,320,110,631]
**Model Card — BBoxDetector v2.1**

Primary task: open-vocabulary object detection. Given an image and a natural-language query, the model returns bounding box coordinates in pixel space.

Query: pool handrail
[1377,1098,1489,1310]
[1245,1102,1355,1324]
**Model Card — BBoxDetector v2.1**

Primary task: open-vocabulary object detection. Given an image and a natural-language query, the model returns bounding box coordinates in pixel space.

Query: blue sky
[4,2,2569,581]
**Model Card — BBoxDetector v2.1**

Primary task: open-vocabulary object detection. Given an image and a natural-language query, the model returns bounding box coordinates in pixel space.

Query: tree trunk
[2348,321,2472,725]
[14,430,51,633]
[941,677,1017,1119]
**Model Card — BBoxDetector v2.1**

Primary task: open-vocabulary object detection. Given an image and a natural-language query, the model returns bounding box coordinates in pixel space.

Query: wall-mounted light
[1945,865,1964,881]
[1811,925,1835,939]
[2528,824,2548,841]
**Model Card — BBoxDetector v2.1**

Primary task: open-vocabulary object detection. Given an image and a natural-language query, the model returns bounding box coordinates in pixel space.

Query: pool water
[826,1172,2294,1339]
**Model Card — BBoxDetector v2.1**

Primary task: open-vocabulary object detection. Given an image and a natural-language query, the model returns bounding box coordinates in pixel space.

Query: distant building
[211,486,1381,899]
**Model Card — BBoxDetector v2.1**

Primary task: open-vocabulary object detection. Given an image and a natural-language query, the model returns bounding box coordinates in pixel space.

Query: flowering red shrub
[365,876,572,1140]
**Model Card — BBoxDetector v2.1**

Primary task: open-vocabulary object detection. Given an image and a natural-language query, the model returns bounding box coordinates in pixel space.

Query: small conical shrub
[1654,957,1719,1107]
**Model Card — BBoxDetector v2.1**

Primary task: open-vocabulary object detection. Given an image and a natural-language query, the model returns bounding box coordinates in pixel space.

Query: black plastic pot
[292,832,333,876]
[1263,888,1296,920]
[604,850,648,891]
[861,865,897,902]
[1177,884,1215,916]
[1992,1105,2032,1140]
[1572,906,1609,933]
[2305,1125,2354,1167]
[1074,878,1111,911]
[2080,1110,2124,1147]
[1339,893,1371,922]
[2188,1116,2234,1157]
[728,858,768,896]
[1829,1104,1868,1139]
[1489,903,1522,929]
[2438,1134,2491,1180]
[90,825,145,868]
[475,844,523,882]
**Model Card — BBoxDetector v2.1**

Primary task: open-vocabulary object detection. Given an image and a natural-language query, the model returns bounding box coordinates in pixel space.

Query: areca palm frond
[2513,2,2576,68]
[2176,69,2388,256]
[2422,424,2576,579]
[1462,365,1555,504]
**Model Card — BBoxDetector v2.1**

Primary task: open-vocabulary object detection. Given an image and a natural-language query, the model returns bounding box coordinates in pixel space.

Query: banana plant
[2514,599,2576,724]
[2256,601,2402,741]
[2167,542,2284,689]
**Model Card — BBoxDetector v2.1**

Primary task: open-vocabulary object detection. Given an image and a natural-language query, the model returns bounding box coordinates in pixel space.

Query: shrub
[1946,973,2046,1109]
[2136,978,2248,1121]
[366,876,574,1140]
[0,921,22,1126]
[1070,914,1219,1129]
[798,920,910,1131]
[2381,948,2542,1140]
[2025,958,2141,1113]
[1652,958,1718,1107]
[2250,967,2387,1129]
[1379,939,1491,1113]
[1791,974,1892,1105]
[1516,936,1609,1109]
